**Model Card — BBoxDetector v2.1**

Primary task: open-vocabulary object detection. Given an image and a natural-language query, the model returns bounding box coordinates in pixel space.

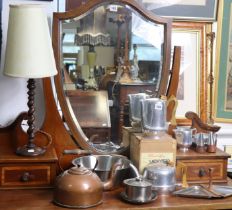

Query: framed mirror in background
[172,22,211,125]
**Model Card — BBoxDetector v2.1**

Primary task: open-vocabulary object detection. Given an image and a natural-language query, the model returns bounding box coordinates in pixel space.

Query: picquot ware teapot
[141,98,167,132]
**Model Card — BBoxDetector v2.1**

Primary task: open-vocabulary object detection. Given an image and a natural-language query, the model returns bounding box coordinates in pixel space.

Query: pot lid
[68,165,92,175]
[124,177,152,187]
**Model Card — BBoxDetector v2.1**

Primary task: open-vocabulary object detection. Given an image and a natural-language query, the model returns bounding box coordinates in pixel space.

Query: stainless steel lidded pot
[141,98,167,132]
[143,160,176,194]
[128,93,149,129]
[123,177,153,202]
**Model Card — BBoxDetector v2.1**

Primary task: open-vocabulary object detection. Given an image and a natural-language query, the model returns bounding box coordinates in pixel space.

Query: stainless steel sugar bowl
[143,160,176,194]
[141,98,167,132]
[123,177,153,202]
[128,93,149,129]
[173,127,196,151]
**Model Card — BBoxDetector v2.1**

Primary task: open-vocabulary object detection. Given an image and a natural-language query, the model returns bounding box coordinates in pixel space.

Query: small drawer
[1,165,51,187]
[176,159,227,183]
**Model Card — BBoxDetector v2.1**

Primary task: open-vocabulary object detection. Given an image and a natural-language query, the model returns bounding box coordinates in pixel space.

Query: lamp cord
[21,123,52,150]
[21,123,66,172]
[36,129,52,150]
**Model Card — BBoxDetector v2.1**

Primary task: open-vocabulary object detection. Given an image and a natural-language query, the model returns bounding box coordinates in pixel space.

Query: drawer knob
[199,168,206,177]
[21,172,31,182]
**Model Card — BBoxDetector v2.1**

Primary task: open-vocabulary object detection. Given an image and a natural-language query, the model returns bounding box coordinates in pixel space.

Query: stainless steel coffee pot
[141,98,167,132]
[128,93,149,129]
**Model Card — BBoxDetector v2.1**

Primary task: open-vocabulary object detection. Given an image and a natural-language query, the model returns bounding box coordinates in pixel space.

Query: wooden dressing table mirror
[51,0,182,159]
[0,0,180,173]
[0,0,228,183]
[0,1,232,210]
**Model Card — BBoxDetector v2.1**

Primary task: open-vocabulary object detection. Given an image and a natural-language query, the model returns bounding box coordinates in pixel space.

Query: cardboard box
[130,133,177,173]
[122,126,141,147]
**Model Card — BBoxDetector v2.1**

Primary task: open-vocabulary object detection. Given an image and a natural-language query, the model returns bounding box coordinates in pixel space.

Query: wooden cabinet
[0,146,58,189]
[176,148,230,184]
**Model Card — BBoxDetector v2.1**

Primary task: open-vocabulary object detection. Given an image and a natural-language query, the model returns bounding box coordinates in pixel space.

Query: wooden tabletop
[2,185,232,210]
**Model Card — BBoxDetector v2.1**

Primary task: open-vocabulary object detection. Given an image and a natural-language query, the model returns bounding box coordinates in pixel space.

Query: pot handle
[166,95,178,126]
[63,149,92,155]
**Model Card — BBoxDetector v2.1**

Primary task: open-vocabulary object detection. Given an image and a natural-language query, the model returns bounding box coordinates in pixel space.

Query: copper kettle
[53,164,121,208]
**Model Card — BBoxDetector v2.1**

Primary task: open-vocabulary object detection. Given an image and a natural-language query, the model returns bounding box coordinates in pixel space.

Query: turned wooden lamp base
[16,144,46,156]
[16,79,46,157]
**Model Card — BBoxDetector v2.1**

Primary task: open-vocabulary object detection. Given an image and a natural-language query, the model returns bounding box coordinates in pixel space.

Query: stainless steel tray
[173,185,232,199]
[173,186,216,198]
[211,185,232,197]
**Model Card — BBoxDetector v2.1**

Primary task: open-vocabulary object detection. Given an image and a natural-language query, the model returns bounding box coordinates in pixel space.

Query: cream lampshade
[3,4,57,156]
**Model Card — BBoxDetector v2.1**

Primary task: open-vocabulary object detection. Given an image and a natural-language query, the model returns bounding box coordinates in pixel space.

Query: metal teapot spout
[102,162,123,191]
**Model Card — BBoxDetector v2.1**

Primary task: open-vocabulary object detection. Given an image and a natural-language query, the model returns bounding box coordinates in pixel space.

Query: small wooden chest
[176,148,230,184]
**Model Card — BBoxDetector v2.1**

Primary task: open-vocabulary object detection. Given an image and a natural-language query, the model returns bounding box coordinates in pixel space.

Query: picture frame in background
[146,0,218,22]
[214,0,232,122]
[172,22,210,124]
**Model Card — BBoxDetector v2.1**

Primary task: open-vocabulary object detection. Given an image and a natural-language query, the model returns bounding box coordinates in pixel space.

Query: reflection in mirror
[53,0,172,154]
[61,4,164,90]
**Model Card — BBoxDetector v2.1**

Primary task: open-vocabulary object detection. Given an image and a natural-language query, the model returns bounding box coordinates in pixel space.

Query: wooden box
[130,133,177,173]
[122,126,141,147]
[176,148,230,184]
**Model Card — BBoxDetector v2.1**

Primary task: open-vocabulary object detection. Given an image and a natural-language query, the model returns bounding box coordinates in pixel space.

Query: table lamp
[3,5,57,156]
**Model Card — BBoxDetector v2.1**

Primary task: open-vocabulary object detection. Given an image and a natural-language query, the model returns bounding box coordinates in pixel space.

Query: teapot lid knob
[68,165,91,175]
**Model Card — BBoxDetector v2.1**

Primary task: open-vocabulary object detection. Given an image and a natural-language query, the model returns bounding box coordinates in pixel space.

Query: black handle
[199,168,206,177]
[21,172,31,182]
[63,149,92,155]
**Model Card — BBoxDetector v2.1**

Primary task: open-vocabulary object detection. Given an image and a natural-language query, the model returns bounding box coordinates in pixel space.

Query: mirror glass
[55,1,170,153]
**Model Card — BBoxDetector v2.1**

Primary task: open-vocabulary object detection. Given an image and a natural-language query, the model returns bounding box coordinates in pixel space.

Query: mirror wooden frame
[51,0,173,154]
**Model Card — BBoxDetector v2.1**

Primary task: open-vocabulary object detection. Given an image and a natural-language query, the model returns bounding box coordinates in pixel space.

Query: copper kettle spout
[103,163,123,191]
